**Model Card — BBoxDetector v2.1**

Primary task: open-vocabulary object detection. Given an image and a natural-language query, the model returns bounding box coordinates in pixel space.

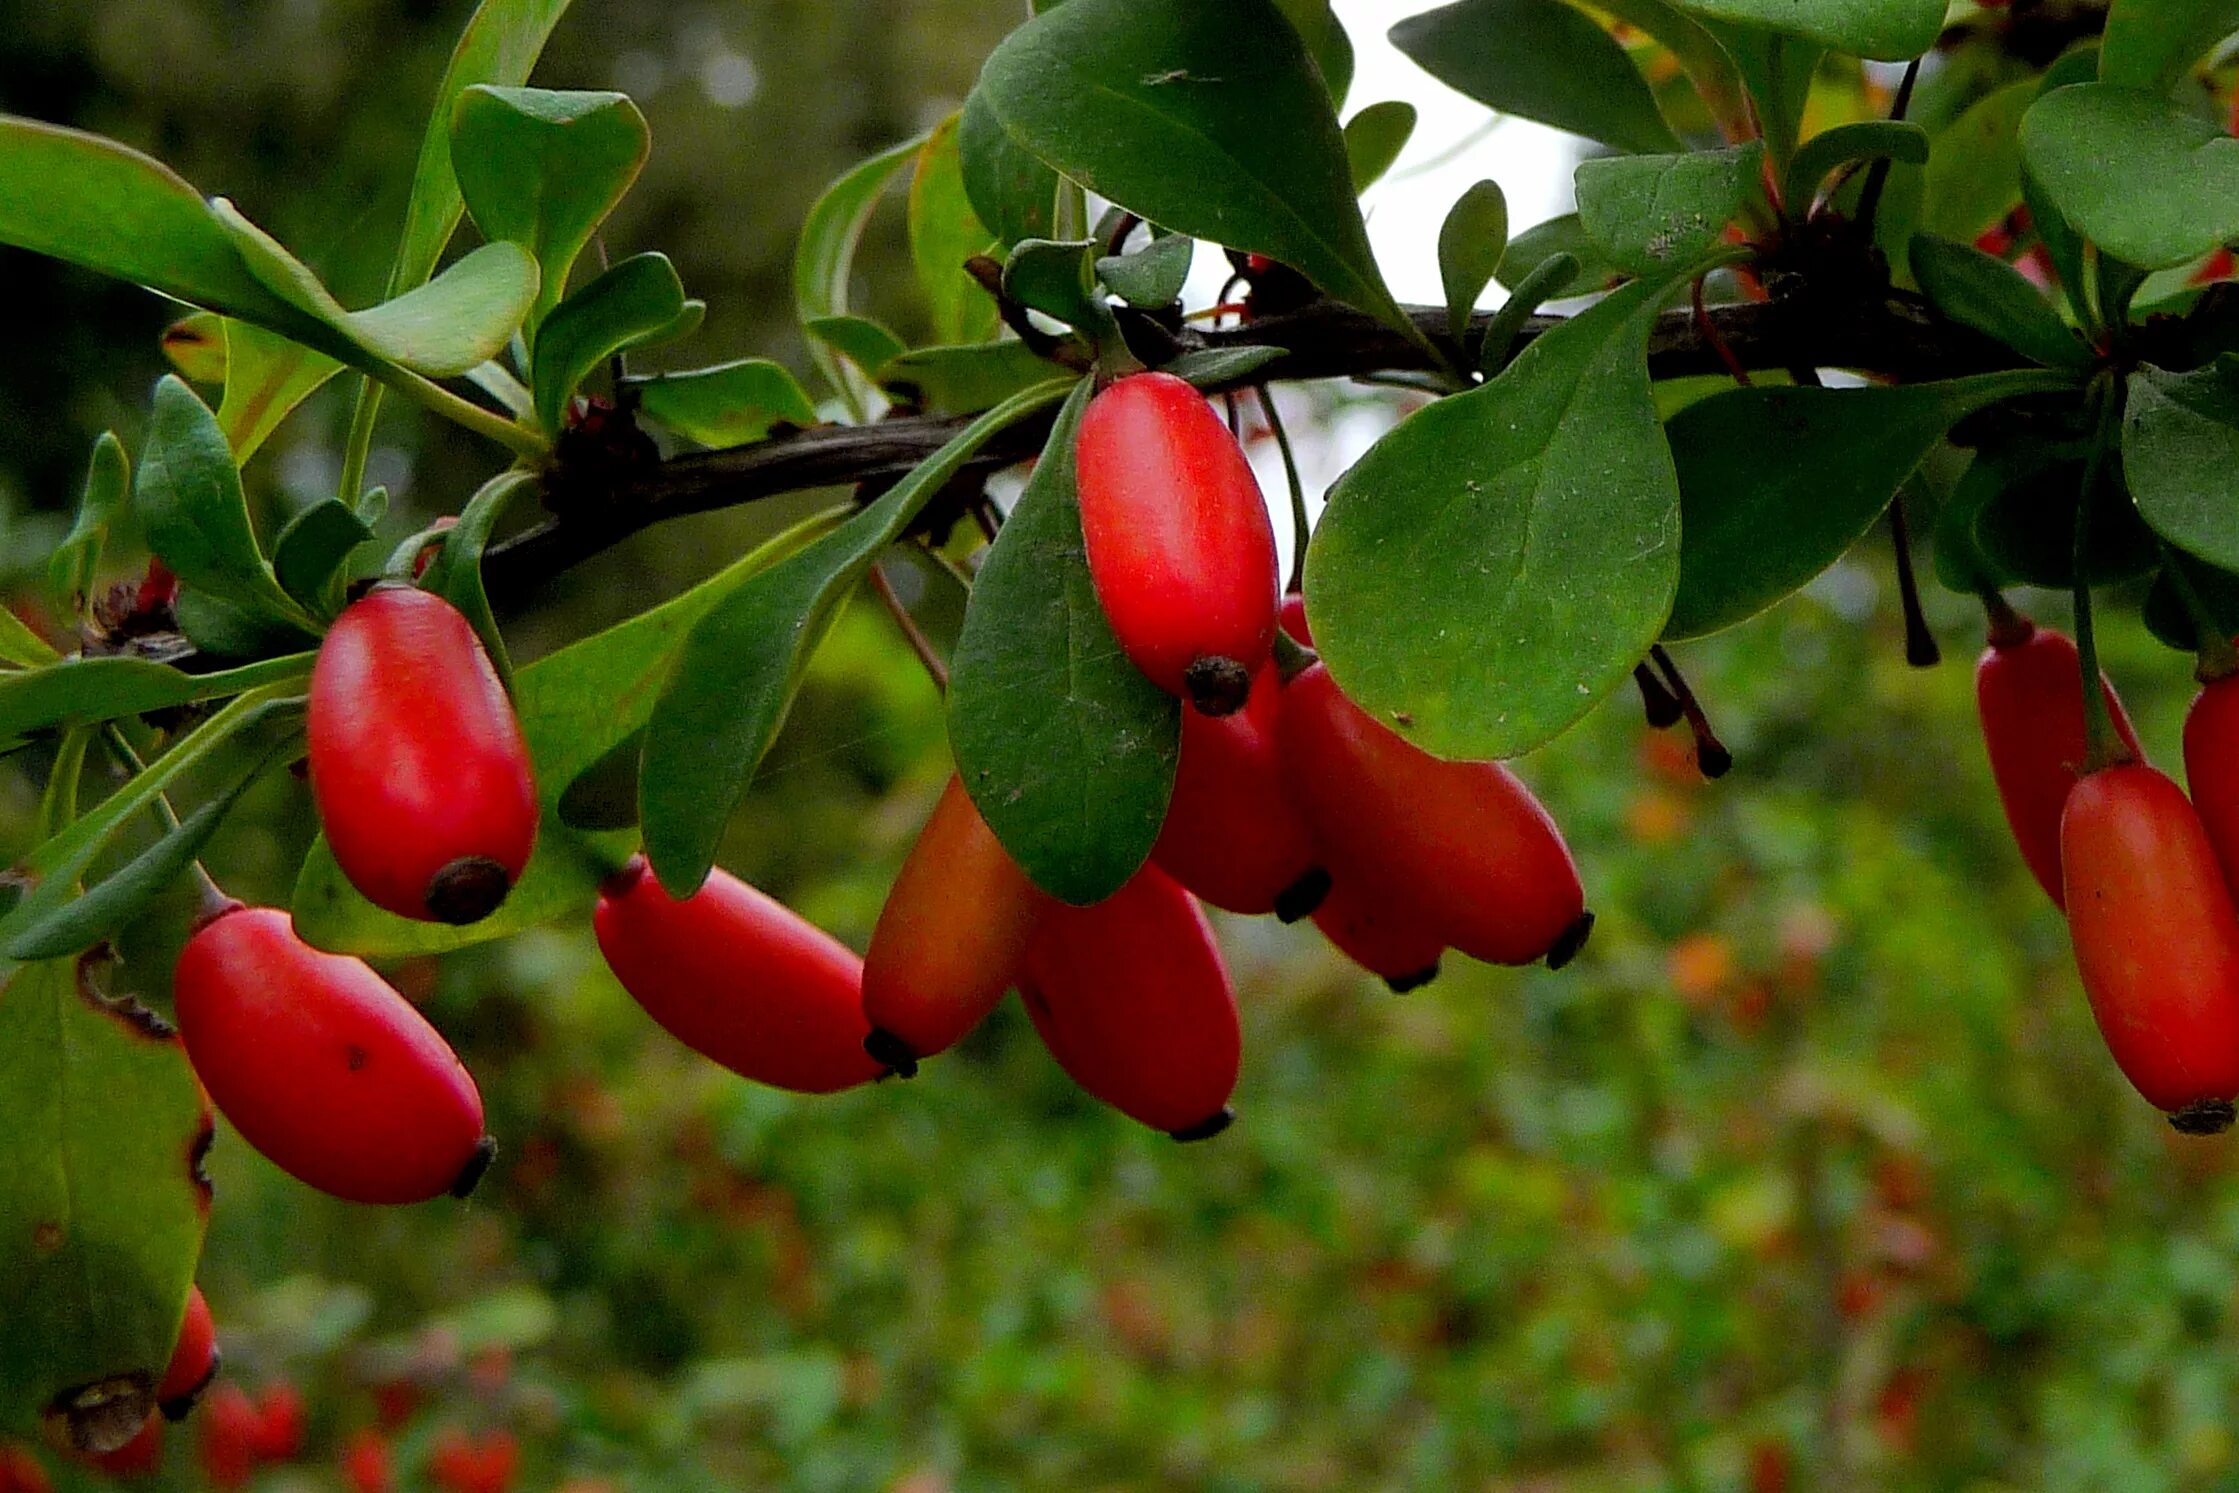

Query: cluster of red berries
[1977,603,2239,1133]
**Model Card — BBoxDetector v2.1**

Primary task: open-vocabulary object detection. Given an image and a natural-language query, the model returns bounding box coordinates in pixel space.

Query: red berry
[0,1444,52,1493]
[428,1427,477,1492]
[471,1430,519,1493]
[250,1383,305,1462]
[154,1286,218,1419]
[197,1385,259,1489]
[340,1429,393,1493]
[2184,671,2239,891]
[862,777,1045,1074]
[1311,875,1444,992]
[1976,617,2142,907]
[1020,866,1240,1139]
[1278,663,1590,968]
[1075,371,1279,714]
[2062,763,2239,1128]
[1278,592,1312,647]
[1152,666,1324,917]
[594,858,883,1093]
[428,1429,516,1493]
[175,906,490,1204]
[309,584,538,925]
[86,1418,161,1481]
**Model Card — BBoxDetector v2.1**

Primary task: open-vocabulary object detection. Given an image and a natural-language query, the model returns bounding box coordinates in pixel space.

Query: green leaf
[387,0,576,295]
[451,86,649,325]
[877,341,1067,415]
[530,252,686,434]
[1665,371,2080,638]
[1942,426,2160,589]
[1920,78,2035,244]
[160,312,229,385]
[291,511,844,957]
[630,359,819,447]
[215,202,542,379]
[48,434,129,613]
[1003,239,1109,330]
[949,380,1179,903]
[420,472,532,684]
[803,315,911,378]
[980,0,1417,345]
[1096,234,1195,308]
[1438,180,1508,339]
[216,320,343,463]
[174,591,320,661]
[1478,253,1581,376]
[0,653,309,759]
[1910,237,2091,370]
[1783,120,1928,212]
[0,117,302,329]
[272,499,374,616]
[5,746,284,962]
[0,689,302,963]
[1343,101,1417,192]
[2020,164,2089,304]
[909,114,1002,345]
[1576,143,1767,276]
[2144,551,2239,651]
[1703,27,1819,172]
[2100,0,2239,95]
[1159,346,1289,388]
[135,377,308,630]
[2124,357,2239,570]
[796,135,923,417]
[1391,0,1682,154]
[1670,0,1942,59]
[1497,215,1621,292]
[640,378,1077,894]
[1273,0,1356,103]
[2019,84,2239,270]
[958,88,1059,249]
[0,608,58,671]
[1306,263,1705,761]
[0,957,207,1448]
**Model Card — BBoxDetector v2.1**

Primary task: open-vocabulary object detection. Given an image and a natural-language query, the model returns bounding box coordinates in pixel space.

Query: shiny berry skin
[249,1384,304,1462]
[1152,666,1324,917]
[2184,671,2239,891]
[1976,617,2142,907]
[862,777,1044,1075]
[1278,663,1590,968]
[1279,592,1312,647]
[174,906,491,1205]
[309,584,538,925]
[197,1385,259,1489]
[1020,866,1240,1139]
[1312,876,1444,993]
[2062,764,2239,1131]
[594,858,882,1094]
[154,1287,218,1420]
[1075,371,1279,715]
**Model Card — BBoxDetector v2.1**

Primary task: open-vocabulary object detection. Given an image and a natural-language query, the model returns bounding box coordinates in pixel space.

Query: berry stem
[2158,543,2239,682]
[1255,386,1311,596]
[1650,645,1731,778]
[1634,662,1683,729]
[1855,58,1921,233]
[1889,478,1941,668]
[868,562,948,694]
[1980,587,2032,649]
[2073,377,2129,772]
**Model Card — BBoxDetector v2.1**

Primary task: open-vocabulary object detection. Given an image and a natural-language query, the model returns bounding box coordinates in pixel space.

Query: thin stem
[2158,543,2239,681]
[2073,377,2128,771]
[1650,645,1731,778]
[1695,277,1752,385]
[1980,587,2032,648]
[102,723,232,918]
[378,367,549,459]
[337,378,383,507]
[1889,480,1940,667]
[1634,662,1683,729]
[869,562,948,693]
[1856,59,1922,233]
[1256,386,1311,596]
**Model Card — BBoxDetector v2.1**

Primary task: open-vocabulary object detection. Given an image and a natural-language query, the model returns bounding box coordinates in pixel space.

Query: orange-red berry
[2183,670,2239,891]
[155,1286,218,1420]
[1152,666,1324,917]
[1311,875,1444,992]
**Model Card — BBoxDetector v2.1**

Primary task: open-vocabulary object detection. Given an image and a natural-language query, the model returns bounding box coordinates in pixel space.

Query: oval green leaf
[2019,84,2239,270]
[1391,0,1682,154]
[2125,357,2239,570]
[1576,142,1767,276]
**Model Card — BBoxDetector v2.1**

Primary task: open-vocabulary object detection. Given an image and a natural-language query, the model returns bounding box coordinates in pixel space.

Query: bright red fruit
[2184,671,2239,891]
[862,777,1044,1074]
[1976,616,2142,907]
[1152,666,1325,917]
[309,584,538,925]
[87,1418,161,1480]
[428,1429,517,1493]
[2062,763,2239,1130]
[155,1287,218,1419]
[1278,663,1591,968]
[595,857,883,1093]
[198,1385,259,1488]
[340,1429,393,1493]
[1020,866,1240,1139]
[1279,593,1312,647]
[175,906,491,1205]
[250,1384,305,1461]
[1075,371,1279,715]
[1311,876,1444,993]
[0,1444,51,1493]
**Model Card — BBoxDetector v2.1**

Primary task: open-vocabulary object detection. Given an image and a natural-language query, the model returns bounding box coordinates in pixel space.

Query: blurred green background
[6,4,2239,1491]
